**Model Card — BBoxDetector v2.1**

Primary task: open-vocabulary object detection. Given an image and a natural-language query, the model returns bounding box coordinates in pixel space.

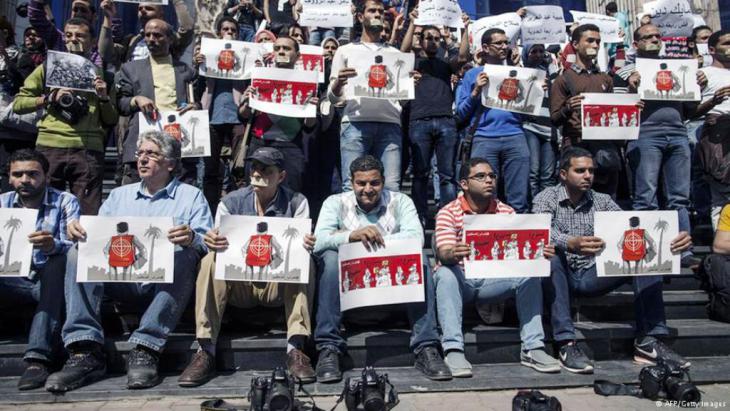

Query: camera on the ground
[54,93,89,124]
[248,367,295,411]
[343,366,394,411]
[639,359,701,403]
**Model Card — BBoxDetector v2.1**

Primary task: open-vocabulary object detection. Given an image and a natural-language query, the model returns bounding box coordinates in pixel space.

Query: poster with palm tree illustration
[77,216,174,283]
[480,64,546,116]
[138,110,211,158]
[0,209,37,277]
[215,215,312,283]
[342,49,415,100]
[199,37,265,80]
[594,210,681,276]
[636,58,701,101]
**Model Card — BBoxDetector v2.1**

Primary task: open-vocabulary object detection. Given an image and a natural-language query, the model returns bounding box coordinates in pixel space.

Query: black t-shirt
[410,55,455,121]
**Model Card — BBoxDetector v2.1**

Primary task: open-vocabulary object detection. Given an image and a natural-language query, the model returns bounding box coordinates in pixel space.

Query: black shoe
[127,346,161,389]
[18,360,50,391]
[558,342,594,374]
[414,346,452,381]
[634,337,691,368]
[315,348,342,383]
[45,347,106,392]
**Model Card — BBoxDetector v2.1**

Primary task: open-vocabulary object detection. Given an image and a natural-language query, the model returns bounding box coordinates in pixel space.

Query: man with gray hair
[45,131,213,393]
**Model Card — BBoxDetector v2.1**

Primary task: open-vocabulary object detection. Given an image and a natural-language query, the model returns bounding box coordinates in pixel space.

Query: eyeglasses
[135,150,165,161]
[423,36,441,41]
[467,172,497,182]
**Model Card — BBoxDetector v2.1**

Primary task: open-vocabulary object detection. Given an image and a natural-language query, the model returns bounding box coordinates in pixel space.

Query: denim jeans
[340,122,402,192]
[524,129,556,202]
[0,255,66,362]
[543,253,668,342]
[308,28,340,45]
[62,246,200,352]
[314,250,440,354]
[433,265,545,352]
[470,133,530,213]
[408,116,458,220]
[239,24,256,42]
[627,134,691,233]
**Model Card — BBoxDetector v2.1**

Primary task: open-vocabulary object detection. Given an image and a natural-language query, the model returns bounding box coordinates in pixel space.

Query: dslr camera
[248,367,295,411]
[54,93,89,125]
[343,366,395,411]
[639,359,701,403]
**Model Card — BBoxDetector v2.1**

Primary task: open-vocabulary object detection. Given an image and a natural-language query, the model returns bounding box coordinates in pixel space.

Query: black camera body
[55,93,89,124]
[249,367,295,411]
[344,366,390,411]
[639,359,701,403]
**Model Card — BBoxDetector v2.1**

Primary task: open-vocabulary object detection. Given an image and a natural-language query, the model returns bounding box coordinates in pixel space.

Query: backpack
[697,254,730,323]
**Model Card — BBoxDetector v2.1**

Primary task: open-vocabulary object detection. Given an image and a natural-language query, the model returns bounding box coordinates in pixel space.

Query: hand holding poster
[595,211,680,276]
[481,64,546,116]
[569,11,623,44]
[462,214,551,278]
[649,0,694,37]
[45,50,97,92]
[199,38,264,80]
[215,216,312,283]
[343,50,415,100]
[521,6,566,45]
[0,209,37,277]
[338,239,424,311]
[77,216,175,283]
[414,0,464,28]
[249,67,319,118]
[581,93,641,140]
[138,110,211,157]
[299,0,353,28]
[469,13,521,53]
[636,58,700,101]
[262,43,325,82]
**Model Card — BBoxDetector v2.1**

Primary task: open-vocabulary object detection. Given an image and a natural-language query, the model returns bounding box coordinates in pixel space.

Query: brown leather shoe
[287,348,316,384]
[178,350,216,387]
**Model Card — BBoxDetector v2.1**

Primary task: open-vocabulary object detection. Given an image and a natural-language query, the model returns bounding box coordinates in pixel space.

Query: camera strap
[593,379,643,398]
[295,380,327,411]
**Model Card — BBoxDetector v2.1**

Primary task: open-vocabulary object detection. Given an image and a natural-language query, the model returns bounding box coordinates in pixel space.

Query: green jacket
[13,64,118,153]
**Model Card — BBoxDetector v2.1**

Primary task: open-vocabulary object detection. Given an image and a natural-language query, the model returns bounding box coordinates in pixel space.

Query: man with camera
[13,17,118,216]
[179,147,317,387]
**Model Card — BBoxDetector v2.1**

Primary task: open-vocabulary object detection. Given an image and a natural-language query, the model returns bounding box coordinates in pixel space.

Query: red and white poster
[581,93,641,140]
[463,214,551,278]
[636,58,700,101]
[249,67,319,118]
[338,239,424,311]
[262,43,325,82]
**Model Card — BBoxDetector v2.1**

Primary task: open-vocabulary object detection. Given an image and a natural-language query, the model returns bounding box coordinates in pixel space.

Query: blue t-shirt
[210,79,240,125]
[456,66,523,138]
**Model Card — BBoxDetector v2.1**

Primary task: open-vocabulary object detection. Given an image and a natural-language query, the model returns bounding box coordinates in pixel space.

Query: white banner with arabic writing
[521,6,566,45]
[299,0,353,28]
[569,10,623,43]
[414,0,464,28]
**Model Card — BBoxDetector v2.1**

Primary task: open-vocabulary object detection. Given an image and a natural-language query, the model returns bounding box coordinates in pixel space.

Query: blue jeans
[627,134,691,233]
[340,122,402,192]
[0,255,66,362]
[543,253,668,342]
[62,246,200,352]
[408,116,458,220]
[470,133,530,213]
[524,129,556,202]
[314,250,440,354]
[308,28,340,45]
[239,24,256,42]
[433,265,545,352]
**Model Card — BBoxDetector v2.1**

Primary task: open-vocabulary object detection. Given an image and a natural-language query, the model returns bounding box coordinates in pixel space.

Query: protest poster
[661,36,692,58]
[521,6,566,45]
[262,43,325,82]
[45,50,97,92]
[414,0,464,28]
[199,37,264,80]
[138,110,211,157]
[649,0,694,37]
[469,13,521,53]
[343,49,415,100]
[215,216,312,284]
[115,0,168,3]
[299,0,353,28]
[581,93,641,140]
[338,239,424,311]
[77,216,174,283]
[462,214,551,278]
[0,209,37,277]
[636,58,700,101]
[595,211,680,276]
[569,11,623,44]
[249,67,319,118]
[480,64,546,116]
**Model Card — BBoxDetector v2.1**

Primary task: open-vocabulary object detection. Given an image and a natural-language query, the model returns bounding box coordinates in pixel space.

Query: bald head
[144,19,173,57]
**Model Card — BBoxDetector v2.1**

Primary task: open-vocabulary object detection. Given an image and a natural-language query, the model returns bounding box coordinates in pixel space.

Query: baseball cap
[247,147,285,169]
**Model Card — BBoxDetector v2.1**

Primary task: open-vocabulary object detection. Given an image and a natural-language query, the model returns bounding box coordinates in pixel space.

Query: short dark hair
[65,17,95,38]
[605,2,618,13]
[421,25,440,36]
[356,0,384,15]
[349,155,384,178]
[8,149,50,174]
[571,23,600,44]
[690,25,712,43]
[459,157,494,181]
[709,29,730,49]
[276,35,300,52]
[559,147,593,171]
[216,15,239,34]
[481,28,506,46]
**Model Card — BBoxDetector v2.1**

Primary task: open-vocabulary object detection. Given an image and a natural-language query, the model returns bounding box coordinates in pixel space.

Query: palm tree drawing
[2,217,22,272]
[241,46,250,74]
[144,225,163,279]
[393,59,405,95]
[523,74,539,110]
[654,219,669,264]
[187,116,200,152]
[282,226,300,276]
[677,65,689,96]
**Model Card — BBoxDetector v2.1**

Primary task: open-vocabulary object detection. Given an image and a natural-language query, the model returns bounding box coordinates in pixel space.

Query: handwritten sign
[569,11,623,44]
[299,0,353,28]
[661,36,692,58]
[649,0,694,37]
[469,13,521,53]
[414,0,464,28]
[522,6,566,45]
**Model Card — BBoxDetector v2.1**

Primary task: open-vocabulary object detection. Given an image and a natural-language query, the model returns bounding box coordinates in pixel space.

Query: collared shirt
[215,185,309,223]
[99,178,213,256]
[313,190,424,253]
[532,184,622,270]
[0,187,80,268]
[569,63,601,75]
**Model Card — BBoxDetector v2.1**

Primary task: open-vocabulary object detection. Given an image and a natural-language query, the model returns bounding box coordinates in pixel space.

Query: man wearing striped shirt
[433,157,559,377]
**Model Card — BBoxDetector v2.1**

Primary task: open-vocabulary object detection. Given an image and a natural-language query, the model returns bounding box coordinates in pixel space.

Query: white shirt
[700,65,730,115]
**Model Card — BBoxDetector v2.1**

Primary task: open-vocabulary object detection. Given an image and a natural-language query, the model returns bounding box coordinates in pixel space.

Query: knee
[433,266,460,291]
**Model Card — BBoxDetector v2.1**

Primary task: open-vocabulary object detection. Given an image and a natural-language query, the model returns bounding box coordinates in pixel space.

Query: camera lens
[58,93,74,107]
[665,376,701,403]
[362,387,386,411]
[268,393,292,411]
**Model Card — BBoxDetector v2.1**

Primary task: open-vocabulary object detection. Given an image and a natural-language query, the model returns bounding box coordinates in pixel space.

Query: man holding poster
[313,155,451,383]
[433,158,559,377]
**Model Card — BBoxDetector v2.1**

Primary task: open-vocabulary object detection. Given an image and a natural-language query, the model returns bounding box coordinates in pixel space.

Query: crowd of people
[0,0,729,397]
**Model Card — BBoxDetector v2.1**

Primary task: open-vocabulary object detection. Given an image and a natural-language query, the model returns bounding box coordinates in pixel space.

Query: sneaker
[414,346,452,381]
[315,348,342,383]
[45,346,106,392]
[634,337,691,368]
[444,350,472,378]
[521,349,561,373]
[558,342,594,374]
[287,348,316,384]
[127,346,161,389]
[178,349,216,388]
[18,360,50,391]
